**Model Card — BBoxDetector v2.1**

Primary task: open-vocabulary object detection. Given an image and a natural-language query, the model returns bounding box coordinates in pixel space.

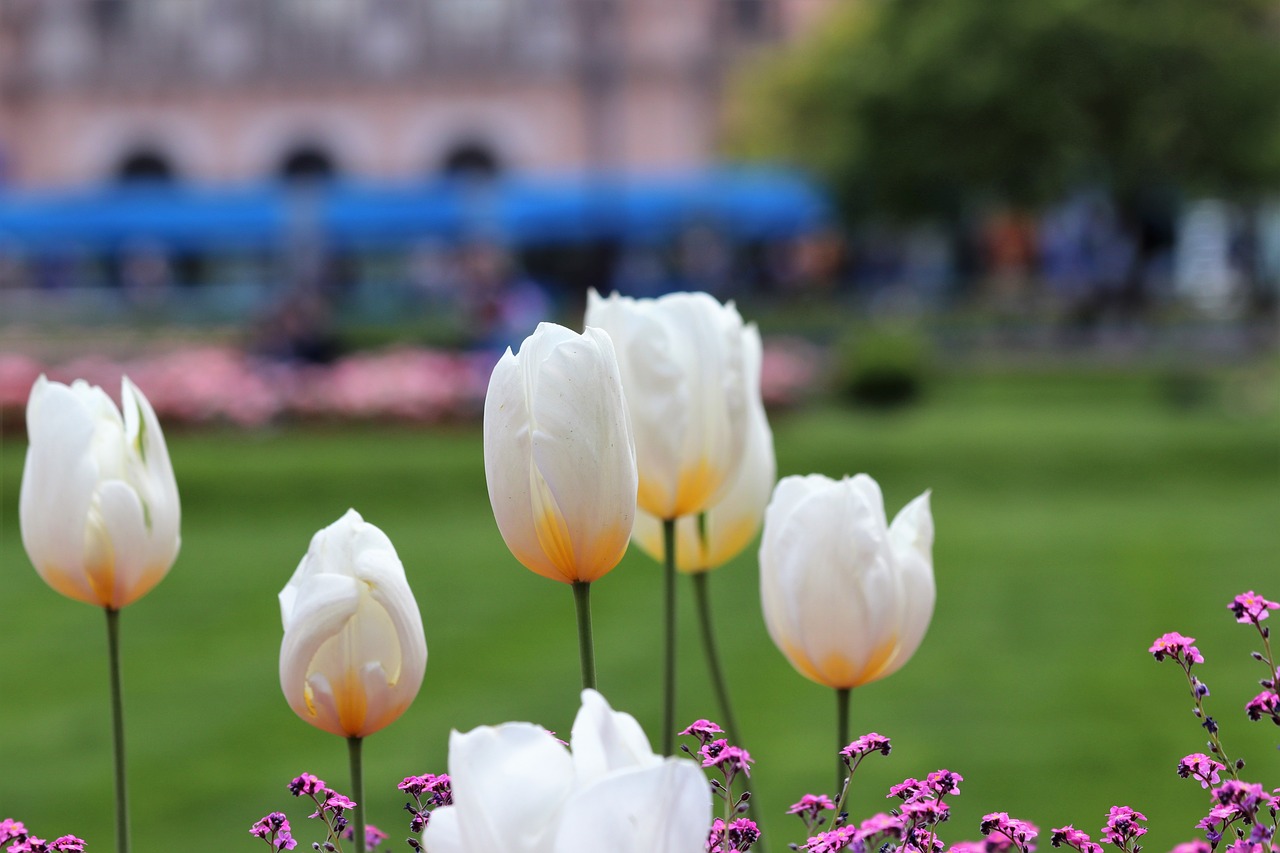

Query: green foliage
[833,325,931,407]
[0,369,1276,851]
[728,0,1280,219]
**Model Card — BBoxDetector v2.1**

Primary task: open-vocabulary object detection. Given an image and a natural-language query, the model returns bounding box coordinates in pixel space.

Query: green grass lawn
[1,367,1277,852]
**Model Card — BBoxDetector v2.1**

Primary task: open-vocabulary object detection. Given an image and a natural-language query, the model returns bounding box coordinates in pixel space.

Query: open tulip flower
[483,322,637,586]
[421,689,712,853]
[760,473,934,691]
[279,509,427,739]
[584,289,749,521]
[631,324,775,574]
[20,375,181,609]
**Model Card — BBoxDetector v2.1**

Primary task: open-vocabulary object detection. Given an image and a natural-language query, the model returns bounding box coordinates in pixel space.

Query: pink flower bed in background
[0,337,819,432]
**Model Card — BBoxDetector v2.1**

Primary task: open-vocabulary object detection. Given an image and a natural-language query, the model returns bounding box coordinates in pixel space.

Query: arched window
[440,141,501,181]
[116,148,177,184]
[279,145,338,183]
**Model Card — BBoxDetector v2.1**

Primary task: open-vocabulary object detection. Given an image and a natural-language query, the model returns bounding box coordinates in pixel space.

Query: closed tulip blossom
[483,322,637,586]
[20,375,181,609]
[584,289,749,521]
[760,474,934,788]
[421,689,711,853]
[279,509,427,739]
[630,324,775,573]
[761,473,934,689]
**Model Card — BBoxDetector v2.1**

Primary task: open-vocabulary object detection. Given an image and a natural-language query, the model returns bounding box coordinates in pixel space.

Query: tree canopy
[727,0,1280,220]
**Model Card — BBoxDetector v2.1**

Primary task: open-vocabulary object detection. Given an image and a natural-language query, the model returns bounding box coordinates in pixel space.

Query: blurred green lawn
[1,368,1277,852]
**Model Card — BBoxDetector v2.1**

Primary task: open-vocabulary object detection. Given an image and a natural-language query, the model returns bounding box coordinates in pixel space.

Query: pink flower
[1177,754,1225,789]
[1149,633,1204,665]
[1049,825,1102,853]
[787,794,836,819]
[841,732,892,759]
[1244,690,1279,722]
[1229,592,1278,624]
[1100,806,1147,846]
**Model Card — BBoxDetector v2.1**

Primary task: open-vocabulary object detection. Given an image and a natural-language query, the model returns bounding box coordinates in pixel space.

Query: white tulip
[279,509,426,738]
[584,289,750,521]
[19,375,181,609]
[483,322,637,584]
[630,324,775,571]
[760,474,935,689]
[422,689,712,853]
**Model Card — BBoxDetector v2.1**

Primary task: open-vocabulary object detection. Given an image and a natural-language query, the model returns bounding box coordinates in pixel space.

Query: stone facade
[0,0,834,189]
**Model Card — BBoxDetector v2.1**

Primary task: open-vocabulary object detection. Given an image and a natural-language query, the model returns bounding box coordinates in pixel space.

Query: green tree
[727,0,1280,220]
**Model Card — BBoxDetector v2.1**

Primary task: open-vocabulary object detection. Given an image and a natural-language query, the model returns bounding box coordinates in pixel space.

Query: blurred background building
[0,0,832,187]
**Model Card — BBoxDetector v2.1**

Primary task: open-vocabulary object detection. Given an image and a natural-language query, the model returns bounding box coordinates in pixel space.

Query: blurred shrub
[834,326,930,408]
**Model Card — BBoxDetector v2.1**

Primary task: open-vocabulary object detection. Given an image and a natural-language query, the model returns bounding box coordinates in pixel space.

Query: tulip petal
[527,330,636,581]
[122,376,181,576]
[95,479,150,608]
[569,689,659,786]
[20,377,103,605]
[484,348,560,581]
[446,723,574,853]
[419,806,465,853]
[553,759,712,853]
[879,491,936,680]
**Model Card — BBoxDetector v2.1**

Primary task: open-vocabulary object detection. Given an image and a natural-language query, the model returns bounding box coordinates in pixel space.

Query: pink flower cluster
[0,337,816,431]
[0,820,85,853]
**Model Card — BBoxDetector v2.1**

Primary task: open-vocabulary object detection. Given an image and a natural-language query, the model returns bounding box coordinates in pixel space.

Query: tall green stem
[662,518,677,756]
[691,571,740,741]
[348,736,366,853]
[105,607,130,853]
[572,581,596,690]
[836,687,851,794]
[692,571,767,850]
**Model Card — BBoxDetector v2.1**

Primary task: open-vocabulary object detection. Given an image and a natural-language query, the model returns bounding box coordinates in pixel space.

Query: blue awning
[0,168,830,253]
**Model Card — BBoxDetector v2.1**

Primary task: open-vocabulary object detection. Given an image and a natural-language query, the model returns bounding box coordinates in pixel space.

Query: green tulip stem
[345,732,366,850]
[572,581,596,690]
[104,607,130,853]
[690,571,740,742]
[691,571,767,851]
[662,517,678,756]
[835,687,851,795]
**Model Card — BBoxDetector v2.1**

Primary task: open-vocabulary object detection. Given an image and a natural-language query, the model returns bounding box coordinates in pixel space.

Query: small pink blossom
[787,794,836,819]
[842,733,892,759]
[1149,633,1204,665]
[1177,754,1226,789]
[1229,592,1278,624]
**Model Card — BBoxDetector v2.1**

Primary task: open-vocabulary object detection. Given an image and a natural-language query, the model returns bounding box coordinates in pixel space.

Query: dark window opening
[280,146,338,183]
[441,142,501,181]
[116,149,176,184]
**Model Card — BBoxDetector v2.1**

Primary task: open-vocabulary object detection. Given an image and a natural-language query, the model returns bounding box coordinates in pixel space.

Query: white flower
[279,509,427,738]
[630,324,775,571]
[422,690,712,853]
[760,474,935,688]
[19,375,180,609]
[584,289,750,521]
[484,322,637,583]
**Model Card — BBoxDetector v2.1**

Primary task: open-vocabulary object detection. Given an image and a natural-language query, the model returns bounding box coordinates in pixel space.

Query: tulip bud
[483,322,637,584]
[279,509,427,738]
[584,289,750,521]
[19,375,181,609]
[630,324,775,571]
[760,474,935,689]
